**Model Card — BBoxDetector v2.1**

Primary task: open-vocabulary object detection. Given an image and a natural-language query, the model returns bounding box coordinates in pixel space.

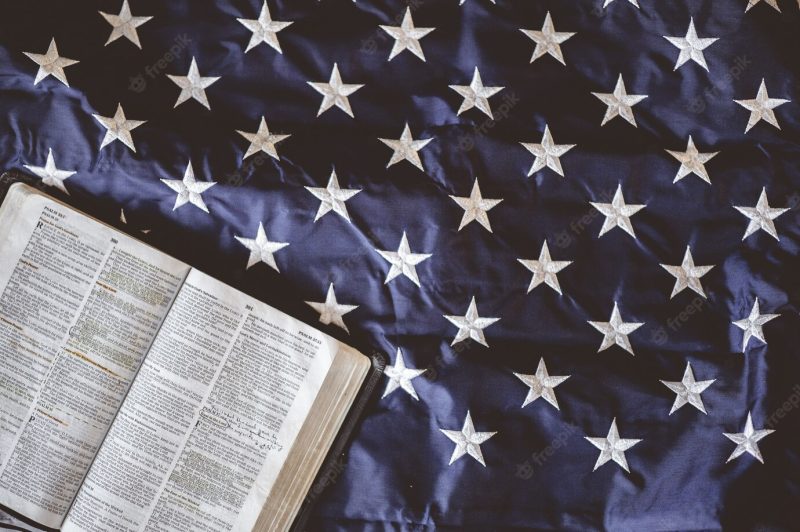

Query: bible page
[62,268,339,532]
[0,186,190,528]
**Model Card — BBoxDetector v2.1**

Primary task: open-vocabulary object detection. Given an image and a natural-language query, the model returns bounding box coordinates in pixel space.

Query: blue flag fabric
[1,1,799,530]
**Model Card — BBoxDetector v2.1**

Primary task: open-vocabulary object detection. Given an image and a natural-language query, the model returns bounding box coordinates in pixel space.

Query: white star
[305,169,361,223]
[459,0,496,4]
[519,12,575,65]
[444,296,500,347]
[449,67,504,119]
[603,0,640,7]
[585,418,642,473]
[590,184,645,238]
[745,0,781,12]
[237,1,293,54]
[379,122,432,171]
[660,246,714,299]
[666,136,718,184]
[592,74,648,127]
[588,302,644,355]
[234,222,289,271]
[520,124,576,177]
[732,298,780,352]
[724,411,774,463]
[514,358,570,410]
[733,187,789,241]
[383,348,426,400]
[305,283,358,333]
[23,148,76,195]
[236,116,290,160]
[376,232,432,287]
[160,161,216,213]
[92,104,146,152]
[734,79,790,133]
[308,63,364,118]
[99,0,152,49]
[517,240,572,295]
[663,18,718,71]
[660,362,715,415]
[379,7,435,62]
[23,38,79,87]
[439,411,497,467]
[449,178,502,232]
[167,57,220,110]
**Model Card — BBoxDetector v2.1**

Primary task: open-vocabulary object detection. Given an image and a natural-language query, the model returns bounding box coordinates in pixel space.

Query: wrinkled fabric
[1,1,799,531]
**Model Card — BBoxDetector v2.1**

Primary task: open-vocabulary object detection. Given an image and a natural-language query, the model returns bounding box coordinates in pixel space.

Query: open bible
[0,182,375,531]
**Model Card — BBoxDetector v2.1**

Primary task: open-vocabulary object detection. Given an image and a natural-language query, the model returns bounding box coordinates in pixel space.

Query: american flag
[2,0,800,530]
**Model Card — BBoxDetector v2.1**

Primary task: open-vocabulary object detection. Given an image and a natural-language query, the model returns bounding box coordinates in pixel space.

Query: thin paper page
[0,190,190,528]
[63,269,338,532]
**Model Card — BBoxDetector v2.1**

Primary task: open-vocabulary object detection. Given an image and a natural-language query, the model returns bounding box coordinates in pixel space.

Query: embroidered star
[160,161,216,213]
[663,18,718,71]
[236,116,290,160]
[379,7,434,62]
[305,283,358,333]
[666,136,718,184]
[514,358,570,410]
[305,169,361,222]
[520,12,575,65]
[167,57,220,110]
[518,241,572,295]
[234,222,289,271]
[439,411,497,467]
[592,75,648,127]
[308,63,364,118]
[383,348,426,400]
[99,0,152,49]
[585,419,642,473]
[590,184,645,238]
[237,1,293,54]
[732,298,779,352]
[734,79,790,133]
[23,148,75,195]
[23,38,79,87]
[660,362,715,415]
[449,67,504,119]
[520,124,576,177]
[724,411,774,463]
[449,178,502,232]
[376,232,431,287]
[92,104,146,152]
[733,187,789,241]
[444,296,500,347]
[379,123,432,171]
[660,246,714,299]
[588,302,643,355]
[745,0,781,12]
[603,0,640,7]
